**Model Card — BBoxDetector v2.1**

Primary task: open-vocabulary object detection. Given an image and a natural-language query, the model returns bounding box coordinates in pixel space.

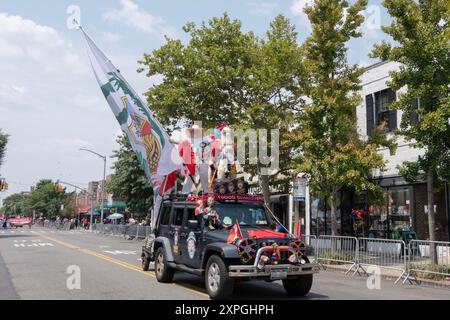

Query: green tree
[107,134,153,215]
[138,13,305,203]
[0,129,8,169]
[62,193,78,218]
[371,0,450,248]
[26,179,70,218]
[295,0,396,237]
[2,193,29,216]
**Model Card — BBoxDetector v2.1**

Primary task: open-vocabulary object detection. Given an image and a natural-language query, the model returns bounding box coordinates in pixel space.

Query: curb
[322,264,450,289]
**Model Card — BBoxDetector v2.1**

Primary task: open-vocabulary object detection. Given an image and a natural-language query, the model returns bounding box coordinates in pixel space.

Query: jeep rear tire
[282,274,313,296]
[205,255,234,300]
[155,247,174,283]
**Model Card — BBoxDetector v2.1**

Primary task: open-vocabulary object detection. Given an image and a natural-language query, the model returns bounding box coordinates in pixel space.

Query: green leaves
[138,13,305,194]
[297,0,389,205]
[1,179,75,218]
[372,0,450,183]
[0,129,8,168]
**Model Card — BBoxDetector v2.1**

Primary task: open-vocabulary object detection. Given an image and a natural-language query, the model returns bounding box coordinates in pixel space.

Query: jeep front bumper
[228,263,320,278]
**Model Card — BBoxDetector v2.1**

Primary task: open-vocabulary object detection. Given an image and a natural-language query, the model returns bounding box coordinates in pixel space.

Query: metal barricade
[316,235,358,273]
[300,234,317,262]
[135,225,149,240]
[125,225,137,239]
[356,238,407,283]
[404,240,450,284]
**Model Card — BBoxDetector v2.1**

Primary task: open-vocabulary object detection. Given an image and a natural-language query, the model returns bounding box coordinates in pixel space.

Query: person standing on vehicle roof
[171,124,212,194]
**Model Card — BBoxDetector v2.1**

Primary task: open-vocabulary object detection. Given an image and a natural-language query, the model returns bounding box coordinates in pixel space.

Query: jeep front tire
[205,255,234,300]
[282,274,313,296]
[141,254,150,271]
[155,247,174,283]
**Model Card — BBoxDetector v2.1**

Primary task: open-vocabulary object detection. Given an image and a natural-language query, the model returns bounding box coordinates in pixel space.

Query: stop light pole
[56,180,95,231]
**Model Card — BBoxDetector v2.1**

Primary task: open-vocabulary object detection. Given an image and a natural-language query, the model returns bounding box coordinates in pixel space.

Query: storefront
[367,185,413,239]
[308,178,450,241]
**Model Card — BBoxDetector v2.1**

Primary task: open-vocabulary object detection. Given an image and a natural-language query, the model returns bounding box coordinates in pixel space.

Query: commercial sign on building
[293,178,307,201]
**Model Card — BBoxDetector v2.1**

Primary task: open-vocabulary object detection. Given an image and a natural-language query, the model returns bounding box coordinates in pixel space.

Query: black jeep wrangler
[141,194,319,299]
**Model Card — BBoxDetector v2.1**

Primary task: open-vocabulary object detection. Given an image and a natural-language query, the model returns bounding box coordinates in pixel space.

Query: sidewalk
[321,263,450,289]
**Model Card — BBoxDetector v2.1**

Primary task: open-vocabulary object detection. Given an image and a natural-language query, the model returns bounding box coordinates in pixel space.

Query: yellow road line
[32,231,209,298]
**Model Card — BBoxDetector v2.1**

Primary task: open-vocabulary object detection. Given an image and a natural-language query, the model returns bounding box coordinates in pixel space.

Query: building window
[367,186,413,239]
[410,98,420,125]
[387,187,412,237]
[375,88,397,132]
[366,88,397,135]
[310,198,330,236]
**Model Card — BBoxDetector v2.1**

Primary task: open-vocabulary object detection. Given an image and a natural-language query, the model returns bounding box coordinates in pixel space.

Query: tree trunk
[426,169,438,264]
[330,189,339,237]
[330,189,339,252]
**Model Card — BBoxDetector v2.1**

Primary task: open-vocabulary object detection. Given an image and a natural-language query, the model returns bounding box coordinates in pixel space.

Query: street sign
[293,177,307,201]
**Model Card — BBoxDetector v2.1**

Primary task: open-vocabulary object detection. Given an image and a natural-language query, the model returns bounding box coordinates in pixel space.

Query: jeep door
[156,203,171,239]
[169,205,185,264]
[180,206,203,268]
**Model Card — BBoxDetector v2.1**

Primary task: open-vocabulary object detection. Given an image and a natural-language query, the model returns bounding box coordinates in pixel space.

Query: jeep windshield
[212,203,270,227]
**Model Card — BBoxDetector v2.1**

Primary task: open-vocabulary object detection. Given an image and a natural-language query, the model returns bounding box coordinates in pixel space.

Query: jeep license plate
[270,269,287,280]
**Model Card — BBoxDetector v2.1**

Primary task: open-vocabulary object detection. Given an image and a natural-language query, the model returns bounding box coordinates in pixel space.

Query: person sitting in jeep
[202,197,223,230]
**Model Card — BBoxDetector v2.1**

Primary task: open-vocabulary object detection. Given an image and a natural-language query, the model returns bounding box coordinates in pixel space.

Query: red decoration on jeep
[247,229,286,239]
[186,193,265,202]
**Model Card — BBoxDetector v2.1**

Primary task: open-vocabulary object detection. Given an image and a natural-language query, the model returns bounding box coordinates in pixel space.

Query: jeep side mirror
[188,220,199,230]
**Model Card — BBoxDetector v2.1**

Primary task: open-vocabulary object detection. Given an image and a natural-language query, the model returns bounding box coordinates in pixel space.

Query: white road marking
[13,239,53,247]
[103,250,137,255]
[39,243,54,246]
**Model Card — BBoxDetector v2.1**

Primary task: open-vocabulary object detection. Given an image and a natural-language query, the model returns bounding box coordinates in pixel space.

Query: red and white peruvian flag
[294,220,302,240]
[158,171,177,196]
[227,219,243,244]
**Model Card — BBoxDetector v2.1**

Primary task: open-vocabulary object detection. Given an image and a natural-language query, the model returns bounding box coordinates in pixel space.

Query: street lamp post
[79,148,107,224]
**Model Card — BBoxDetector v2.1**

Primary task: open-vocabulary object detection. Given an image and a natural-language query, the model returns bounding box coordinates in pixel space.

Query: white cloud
[102,0,175,37]
[0,12,123,197]
[103,31,122,43]
[247,2,279,16]
[290,0,314,16]
[290,0,314,31]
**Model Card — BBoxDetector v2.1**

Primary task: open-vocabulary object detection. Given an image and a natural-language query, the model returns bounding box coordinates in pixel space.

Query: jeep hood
[204,227,290,244]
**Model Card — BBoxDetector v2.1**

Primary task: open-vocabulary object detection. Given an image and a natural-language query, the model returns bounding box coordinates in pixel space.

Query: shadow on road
[0,234,35,239]
[172,271,328,300]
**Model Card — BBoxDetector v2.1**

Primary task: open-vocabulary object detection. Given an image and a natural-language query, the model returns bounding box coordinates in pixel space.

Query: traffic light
[54,181,63,193]
[0,178,8,191]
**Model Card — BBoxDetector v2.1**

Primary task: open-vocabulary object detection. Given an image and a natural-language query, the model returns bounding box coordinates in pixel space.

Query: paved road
[1,227,449,300]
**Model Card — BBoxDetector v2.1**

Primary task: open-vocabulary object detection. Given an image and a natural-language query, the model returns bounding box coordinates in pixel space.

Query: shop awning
[78,206,91,214]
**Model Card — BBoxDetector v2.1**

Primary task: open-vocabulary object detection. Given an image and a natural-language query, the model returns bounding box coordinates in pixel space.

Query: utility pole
[79,148,107,224]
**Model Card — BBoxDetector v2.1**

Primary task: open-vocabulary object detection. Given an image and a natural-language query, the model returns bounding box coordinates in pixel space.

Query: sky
[0,0,391,203]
